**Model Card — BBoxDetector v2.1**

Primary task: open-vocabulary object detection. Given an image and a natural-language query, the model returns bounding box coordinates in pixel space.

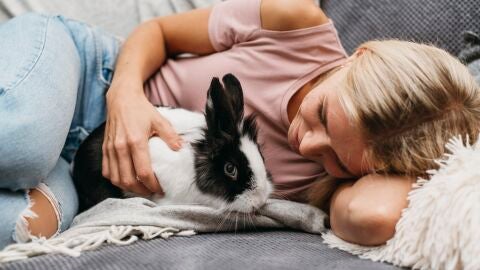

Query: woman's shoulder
[260,0,329,31]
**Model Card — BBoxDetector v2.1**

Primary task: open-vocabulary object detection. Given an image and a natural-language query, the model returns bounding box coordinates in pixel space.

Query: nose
[299,130,331,157]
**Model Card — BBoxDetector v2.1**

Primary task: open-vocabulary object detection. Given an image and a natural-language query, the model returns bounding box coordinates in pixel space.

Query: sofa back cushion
[321,0,480,55]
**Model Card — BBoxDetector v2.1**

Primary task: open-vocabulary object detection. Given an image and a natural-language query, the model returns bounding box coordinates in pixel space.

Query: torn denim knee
[14,183,62,243]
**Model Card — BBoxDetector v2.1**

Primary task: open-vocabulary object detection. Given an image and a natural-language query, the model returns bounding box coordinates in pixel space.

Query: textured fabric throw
[0,199,327,263]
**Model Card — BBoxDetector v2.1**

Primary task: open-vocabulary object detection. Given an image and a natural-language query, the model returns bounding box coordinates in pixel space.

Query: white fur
[229,137,273,213]
[142,107,272,213]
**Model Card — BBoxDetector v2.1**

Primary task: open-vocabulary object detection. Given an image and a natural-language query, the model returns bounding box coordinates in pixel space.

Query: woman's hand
[102,79,183,196]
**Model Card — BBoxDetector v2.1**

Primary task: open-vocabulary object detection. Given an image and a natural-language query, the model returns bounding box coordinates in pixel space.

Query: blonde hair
[308,40,480,212]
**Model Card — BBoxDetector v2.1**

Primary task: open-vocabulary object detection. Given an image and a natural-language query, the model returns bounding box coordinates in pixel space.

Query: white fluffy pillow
[322,136,480,270]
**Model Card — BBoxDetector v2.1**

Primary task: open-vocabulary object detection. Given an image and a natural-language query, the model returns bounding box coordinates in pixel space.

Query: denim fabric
[0,13,121,249]
[59,15,122,163]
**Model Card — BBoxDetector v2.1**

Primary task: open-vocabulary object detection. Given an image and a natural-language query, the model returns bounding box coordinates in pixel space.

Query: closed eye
[317,96,329,135]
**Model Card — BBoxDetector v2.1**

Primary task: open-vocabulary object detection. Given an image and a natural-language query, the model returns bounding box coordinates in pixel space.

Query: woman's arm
[329,174,415,246]
[111,8,215,86]
[102,8,216,195]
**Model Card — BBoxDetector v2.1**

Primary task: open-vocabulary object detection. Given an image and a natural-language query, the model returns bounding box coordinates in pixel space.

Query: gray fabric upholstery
[2,231,401,270]
[0,0,220,37]
[321,0,480,55]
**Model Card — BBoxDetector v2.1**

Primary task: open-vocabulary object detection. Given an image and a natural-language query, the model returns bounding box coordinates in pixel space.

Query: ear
[222,73,244,124]
[205,77,236,143]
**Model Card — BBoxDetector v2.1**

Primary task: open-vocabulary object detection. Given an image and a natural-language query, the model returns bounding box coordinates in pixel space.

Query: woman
[0,0,478,249]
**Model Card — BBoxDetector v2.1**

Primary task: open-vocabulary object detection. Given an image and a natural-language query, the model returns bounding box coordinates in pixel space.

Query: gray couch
[2,0,479,269]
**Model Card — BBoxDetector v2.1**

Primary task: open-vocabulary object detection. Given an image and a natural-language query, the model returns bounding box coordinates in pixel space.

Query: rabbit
[72,73,273,214]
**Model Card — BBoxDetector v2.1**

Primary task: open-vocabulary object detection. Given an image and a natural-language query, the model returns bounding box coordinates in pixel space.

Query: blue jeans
[0,13,122,249]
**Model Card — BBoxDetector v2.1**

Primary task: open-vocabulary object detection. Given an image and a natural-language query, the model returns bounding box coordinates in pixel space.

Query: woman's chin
[323,164,351,179]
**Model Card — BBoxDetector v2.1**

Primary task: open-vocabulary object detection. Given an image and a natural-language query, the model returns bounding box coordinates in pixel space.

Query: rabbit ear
[222,73,244,124]
[205,77,236,143]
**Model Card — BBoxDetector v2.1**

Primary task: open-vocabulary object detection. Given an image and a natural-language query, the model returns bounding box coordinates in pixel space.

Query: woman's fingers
[102,116,161,195]
[130,138,163,195]
[115,130,151,196]
[105,120,151,195]
[152,117,183,151]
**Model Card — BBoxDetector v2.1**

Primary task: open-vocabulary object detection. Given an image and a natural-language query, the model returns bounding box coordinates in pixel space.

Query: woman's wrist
[107,74,145,99]
[112,20,167,82]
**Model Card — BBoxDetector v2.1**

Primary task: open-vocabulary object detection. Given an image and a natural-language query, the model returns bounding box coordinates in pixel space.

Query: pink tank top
[144,0,348,202]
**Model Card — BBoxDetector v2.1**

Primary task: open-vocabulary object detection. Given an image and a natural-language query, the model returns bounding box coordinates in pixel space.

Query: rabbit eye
[224,162,238,180]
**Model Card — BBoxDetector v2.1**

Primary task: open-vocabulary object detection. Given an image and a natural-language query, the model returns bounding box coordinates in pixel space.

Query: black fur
[242,115,259,142]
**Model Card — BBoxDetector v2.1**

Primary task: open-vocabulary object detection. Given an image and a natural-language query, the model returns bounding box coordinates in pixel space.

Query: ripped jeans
[0,13,122,249]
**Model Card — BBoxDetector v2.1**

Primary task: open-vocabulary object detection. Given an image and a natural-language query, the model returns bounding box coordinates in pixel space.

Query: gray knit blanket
[0,198,327,262]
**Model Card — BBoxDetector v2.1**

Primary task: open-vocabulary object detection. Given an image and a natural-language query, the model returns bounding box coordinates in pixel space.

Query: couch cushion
[3,231,401,270]
[321,0,480,55]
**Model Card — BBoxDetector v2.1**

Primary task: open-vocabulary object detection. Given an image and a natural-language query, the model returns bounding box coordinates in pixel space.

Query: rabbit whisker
[215,209,232,233]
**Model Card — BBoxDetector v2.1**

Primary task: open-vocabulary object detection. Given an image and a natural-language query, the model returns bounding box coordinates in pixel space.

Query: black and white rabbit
[73,74,273,213]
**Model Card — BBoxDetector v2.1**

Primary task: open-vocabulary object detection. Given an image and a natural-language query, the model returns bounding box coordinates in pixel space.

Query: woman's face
[288,64,371,179]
